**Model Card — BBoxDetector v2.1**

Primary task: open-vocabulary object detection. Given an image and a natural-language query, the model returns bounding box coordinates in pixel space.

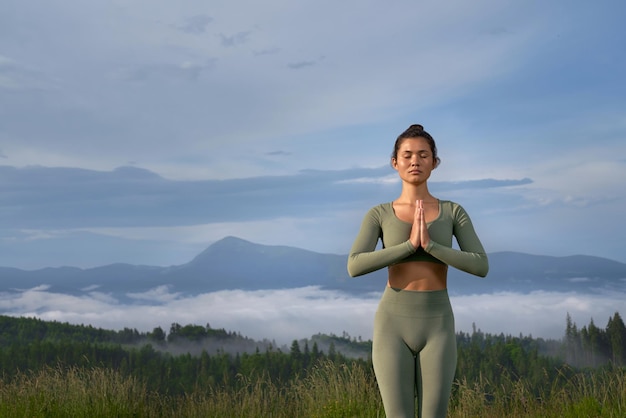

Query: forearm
[424,240,489,277]
[348,241,415,277]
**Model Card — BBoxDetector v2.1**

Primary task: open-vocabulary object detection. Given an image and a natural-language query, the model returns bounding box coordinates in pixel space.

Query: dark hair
[391,124,441,167]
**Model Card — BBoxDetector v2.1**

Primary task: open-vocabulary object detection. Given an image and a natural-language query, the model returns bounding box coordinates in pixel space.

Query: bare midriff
[387,261,448,291]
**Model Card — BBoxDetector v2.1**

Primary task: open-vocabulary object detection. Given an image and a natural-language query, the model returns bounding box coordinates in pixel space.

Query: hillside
[1,236,625,303]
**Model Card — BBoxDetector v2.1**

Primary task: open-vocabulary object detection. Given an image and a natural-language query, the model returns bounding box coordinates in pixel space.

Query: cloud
[1,0,625,270]
[0,164,530,229]
[0,54,56,91]
[2,286,624,345]
[431,178,533,190]
[265,150,292,157]
[253,48,281,56]
[287,60,317,69]
[128,285,181,303]
[177,14,214,34]
[0,0,559,175]
[219,31,252,47]
[122,59,218,82]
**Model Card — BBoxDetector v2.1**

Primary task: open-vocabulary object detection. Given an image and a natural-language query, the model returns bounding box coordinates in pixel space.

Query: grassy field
[0,361,624,417]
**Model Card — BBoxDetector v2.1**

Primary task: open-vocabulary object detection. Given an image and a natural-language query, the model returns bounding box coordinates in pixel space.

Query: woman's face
[391,137,437,184]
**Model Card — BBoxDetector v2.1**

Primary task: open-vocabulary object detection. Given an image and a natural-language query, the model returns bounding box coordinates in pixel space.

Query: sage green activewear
[347,200,488,418]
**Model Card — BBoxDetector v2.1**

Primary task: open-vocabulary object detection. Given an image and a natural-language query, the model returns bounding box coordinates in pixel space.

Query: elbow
[347,263,360,278]
[477,255,489,278]
[459,254,489,278]
[347,256,364,278]
[465,253,488,278]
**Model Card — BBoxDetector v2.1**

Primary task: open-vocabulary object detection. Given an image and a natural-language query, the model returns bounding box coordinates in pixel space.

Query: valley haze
[1,237,625,345]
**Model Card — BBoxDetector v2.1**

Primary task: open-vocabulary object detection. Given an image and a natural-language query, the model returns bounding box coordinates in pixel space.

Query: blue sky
[1,0,626,270]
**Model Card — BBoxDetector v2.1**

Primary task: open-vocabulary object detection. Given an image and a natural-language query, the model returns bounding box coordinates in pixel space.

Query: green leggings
[373,287,457,418]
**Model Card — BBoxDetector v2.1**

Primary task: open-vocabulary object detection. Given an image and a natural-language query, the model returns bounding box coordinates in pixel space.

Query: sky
[1,1,626,341]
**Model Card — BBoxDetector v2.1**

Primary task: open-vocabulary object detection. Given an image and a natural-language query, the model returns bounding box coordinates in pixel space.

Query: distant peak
[211,236,255,248]
[189,236,255,264]
[216,235,249,243]
[112,166,162,179]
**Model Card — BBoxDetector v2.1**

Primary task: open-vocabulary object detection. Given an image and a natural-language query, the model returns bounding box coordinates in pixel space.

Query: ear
[391,157,399,170]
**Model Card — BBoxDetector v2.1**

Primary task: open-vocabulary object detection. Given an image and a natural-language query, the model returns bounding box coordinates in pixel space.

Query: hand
[409,200,431,249]
[417,199,431,248]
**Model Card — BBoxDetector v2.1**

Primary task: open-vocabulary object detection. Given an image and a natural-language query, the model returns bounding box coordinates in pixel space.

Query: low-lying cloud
[2,286,623,345]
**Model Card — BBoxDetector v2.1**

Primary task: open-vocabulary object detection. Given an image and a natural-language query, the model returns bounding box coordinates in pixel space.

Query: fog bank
[2,286,623,344]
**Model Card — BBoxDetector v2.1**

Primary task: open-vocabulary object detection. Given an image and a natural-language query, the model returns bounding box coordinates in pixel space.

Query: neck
[397,183,434,203]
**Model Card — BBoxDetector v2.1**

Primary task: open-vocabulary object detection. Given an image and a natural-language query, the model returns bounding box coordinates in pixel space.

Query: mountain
[1,236,625,302]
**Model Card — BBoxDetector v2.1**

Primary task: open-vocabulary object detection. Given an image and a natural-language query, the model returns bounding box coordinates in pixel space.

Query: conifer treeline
[0,313,624,397]
[564,311,626,367]
[0,316,370,395]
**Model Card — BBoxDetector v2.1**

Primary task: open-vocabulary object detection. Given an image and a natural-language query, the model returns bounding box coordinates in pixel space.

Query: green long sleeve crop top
[347,200,489,278]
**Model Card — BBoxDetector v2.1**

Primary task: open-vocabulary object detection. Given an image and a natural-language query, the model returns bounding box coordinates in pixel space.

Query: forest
[0,312,624,417]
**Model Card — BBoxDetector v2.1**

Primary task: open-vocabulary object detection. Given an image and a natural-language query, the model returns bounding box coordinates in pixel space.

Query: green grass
[1,362,624,417]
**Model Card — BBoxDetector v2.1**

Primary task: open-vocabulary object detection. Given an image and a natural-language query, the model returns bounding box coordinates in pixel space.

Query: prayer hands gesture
[409,199,431,250]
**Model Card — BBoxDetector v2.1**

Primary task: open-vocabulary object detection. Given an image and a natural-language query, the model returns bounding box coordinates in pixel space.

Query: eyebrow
[401,149,430,153]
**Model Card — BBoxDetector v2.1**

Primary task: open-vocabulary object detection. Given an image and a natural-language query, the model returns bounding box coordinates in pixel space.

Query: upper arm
[349,209,381,255]
[453,204,486,255]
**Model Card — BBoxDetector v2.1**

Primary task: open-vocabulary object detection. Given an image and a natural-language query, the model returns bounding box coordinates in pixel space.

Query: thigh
[416,314,457,418]
[372,309,417,418]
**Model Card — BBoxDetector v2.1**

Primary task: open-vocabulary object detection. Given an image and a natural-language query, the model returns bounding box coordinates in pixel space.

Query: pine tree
[607,312,626,365]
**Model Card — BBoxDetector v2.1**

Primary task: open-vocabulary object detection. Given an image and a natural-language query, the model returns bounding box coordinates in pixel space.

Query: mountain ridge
[1,236,625,301]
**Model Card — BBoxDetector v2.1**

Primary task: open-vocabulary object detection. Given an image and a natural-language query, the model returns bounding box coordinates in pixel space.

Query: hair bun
[410,124,424,131]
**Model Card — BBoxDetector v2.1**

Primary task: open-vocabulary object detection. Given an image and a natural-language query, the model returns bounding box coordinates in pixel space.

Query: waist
[388,261,448,291]
[378,287,452,317]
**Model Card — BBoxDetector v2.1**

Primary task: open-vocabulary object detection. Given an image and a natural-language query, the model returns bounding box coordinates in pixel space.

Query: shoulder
[439,200,477,228]
[439,200,470,218]
[365,202,393,216]
[362,202,394,221]
[439,199,463,211]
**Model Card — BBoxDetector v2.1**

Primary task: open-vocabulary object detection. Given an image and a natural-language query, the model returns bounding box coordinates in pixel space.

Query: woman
[347,124,488,418]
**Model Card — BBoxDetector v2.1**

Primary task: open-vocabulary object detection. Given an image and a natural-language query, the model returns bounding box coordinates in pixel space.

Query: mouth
[408,169,421,174]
